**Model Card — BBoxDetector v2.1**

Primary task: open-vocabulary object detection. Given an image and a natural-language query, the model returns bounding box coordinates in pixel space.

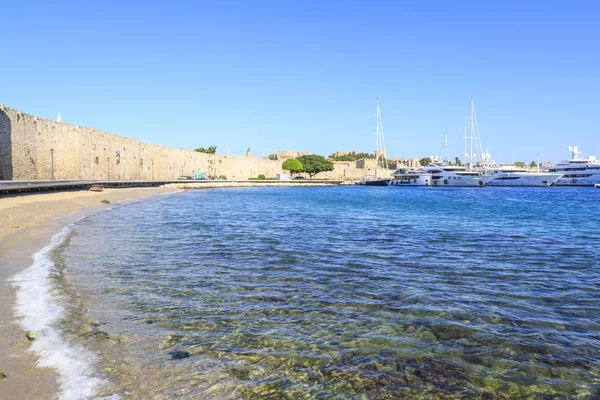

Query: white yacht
[423,164,494,187]
[386,169,432,186]
[476,164,562,187]
[551,147,600,186]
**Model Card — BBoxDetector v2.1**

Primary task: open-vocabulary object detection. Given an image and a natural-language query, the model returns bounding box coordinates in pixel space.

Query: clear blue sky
[2,0,599,163]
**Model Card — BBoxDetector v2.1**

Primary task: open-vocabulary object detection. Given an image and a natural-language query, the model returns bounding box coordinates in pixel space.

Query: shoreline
[0,187,178,400]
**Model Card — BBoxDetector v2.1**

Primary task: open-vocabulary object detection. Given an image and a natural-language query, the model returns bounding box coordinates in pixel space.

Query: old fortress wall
[0,105,283,181]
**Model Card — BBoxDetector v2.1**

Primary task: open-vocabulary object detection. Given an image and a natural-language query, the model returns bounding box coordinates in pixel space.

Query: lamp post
[50,148,55,181]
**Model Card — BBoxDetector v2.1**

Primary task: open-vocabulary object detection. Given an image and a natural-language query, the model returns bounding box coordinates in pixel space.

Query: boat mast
[375,98,380,178]
[443,132,449,163]
[469,100,474,170]
[463,124,467,166]
[374,97,387,178]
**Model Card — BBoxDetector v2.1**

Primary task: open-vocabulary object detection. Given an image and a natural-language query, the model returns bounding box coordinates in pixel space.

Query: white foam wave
[11,224,113,400]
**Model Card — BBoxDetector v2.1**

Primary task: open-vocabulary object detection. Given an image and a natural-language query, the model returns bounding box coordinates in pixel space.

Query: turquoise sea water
[59,187,600,398]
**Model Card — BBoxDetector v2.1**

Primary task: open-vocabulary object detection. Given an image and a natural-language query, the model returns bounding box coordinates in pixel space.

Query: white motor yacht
[476,164,562,187]
[387,169,432,186]
[423,164,494,187]
[551,147,600,186]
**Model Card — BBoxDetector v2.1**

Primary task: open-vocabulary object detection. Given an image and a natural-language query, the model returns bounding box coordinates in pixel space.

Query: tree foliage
[454,157,462,166]
[268,154,277,161]
[328,152,375,160]
[419,157,432,167]
[282,158,304,174]
[529,161,537,168]
[296,155,334,177]
[514,161,527,168]
[194,145,217,154]
[330,155,356,161]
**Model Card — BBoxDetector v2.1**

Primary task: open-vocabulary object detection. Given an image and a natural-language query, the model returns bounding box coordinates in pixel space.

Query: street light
[50,148,55,181]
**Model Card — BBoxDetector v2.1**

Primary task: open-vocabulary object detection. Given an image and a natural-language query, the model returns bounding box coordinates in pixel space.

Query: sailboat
[361,97,392,186]
[466,101,562,187]
[424,101,494,187]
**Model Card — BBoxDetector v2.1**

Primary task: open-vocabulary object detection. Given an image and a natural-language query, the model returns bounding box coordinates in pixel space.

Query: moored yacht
[551,147,600,186]
[476,164,562,187]
[387,169,432,186]
[423,164,494,187]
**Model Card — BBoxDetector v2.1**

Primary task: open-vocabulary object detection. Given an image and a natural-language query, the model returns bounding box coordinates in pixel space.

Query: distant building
[246,147,251,157]
[275,150,311,160]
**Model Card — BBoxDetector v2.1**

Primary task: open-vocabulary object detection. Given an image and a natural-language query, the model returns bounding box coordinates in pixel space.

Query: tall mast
[463,124,467,166]
[375,97,379,178]
[469,100,474,170]
[374,97,388,178]
[443,132,449,163]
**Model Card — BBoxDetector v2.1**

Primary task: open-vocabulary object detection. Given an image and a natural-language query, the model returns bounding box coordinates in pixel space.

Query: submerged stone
[93,331,110,339]
[0,372,6,380]
[170,350,190,360]
[227,368,251,380]
[159,334,184,349]
[101,200,111,204]
[25,331,36,341]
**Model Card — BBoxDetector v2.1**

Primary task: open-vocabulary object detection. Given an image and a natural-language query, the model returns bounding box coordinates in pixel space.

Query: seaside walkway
[0,180,344,195]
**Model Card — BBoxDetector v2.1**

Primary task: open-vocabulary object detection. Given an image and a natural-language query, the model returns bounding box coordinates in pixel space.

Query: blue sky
[2,0,599,163]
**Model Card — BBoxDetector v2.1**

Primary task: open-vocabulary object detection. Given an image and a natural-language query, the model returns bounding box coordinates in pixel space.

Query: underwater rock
[100,200,111,204]
[25,331,36,341]
[170,350,190,360]
[159,334,185,349]
[431,324,475,340]
[93,331,110,339]
[0,372,6,380]
[78,326,95,336]
[227,368,251,380]
[417,329,437,341]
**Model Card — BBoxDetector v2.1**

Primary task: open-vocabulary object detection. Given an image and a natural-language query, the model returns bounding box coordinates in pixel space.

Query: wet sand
[0,187,176,400]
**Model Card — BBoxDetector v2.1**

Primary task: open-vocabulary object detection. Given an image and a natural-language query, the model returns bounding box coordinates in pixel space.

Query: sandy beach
[0,187,176,400]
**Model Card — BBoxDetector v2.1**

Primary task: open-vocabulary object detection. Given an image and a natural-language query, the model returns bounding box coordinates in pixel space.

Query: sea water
[33,187,600,398]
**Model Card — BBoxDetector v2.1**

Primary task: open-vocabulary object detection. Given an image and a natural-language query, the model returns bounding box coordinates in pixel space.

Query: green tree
[268,154,277,161]
[514,161,527,168]
[296,155,334,178]
[529,161,537,168]
[419,157,432,167]
[331,155,356,161]
[282,158,304,174]
[194,145,217,154]
[454,157,462,166]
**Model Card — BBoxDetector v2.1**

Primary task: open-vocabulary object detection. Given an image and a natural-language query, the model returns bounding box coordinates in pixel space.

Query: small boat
[595,184,600,188]
[387,169,432,186]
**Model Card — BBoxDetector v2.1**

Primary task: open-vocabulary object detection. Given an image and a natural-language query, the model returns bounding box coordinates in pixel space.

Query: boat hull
[361,179,389,186]
[488,173,562,187]
[387,173,432,186]
[555,175,600,186]
[431,175,494,187]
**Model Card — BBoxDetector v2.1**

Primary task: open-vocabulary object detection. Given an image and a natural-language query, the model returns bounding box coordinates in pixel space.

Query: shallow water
[59,187,600,398]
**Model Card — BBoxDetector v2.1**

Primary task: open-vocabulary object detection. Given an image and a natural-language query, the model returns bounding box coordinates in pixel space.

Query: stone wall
[0,105,283,181]
[0,108,12,180]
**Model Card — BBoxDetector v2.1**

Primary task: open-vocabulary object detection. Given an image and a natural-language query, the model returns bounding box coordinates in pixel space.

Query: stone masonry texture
[0,105,283,181]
